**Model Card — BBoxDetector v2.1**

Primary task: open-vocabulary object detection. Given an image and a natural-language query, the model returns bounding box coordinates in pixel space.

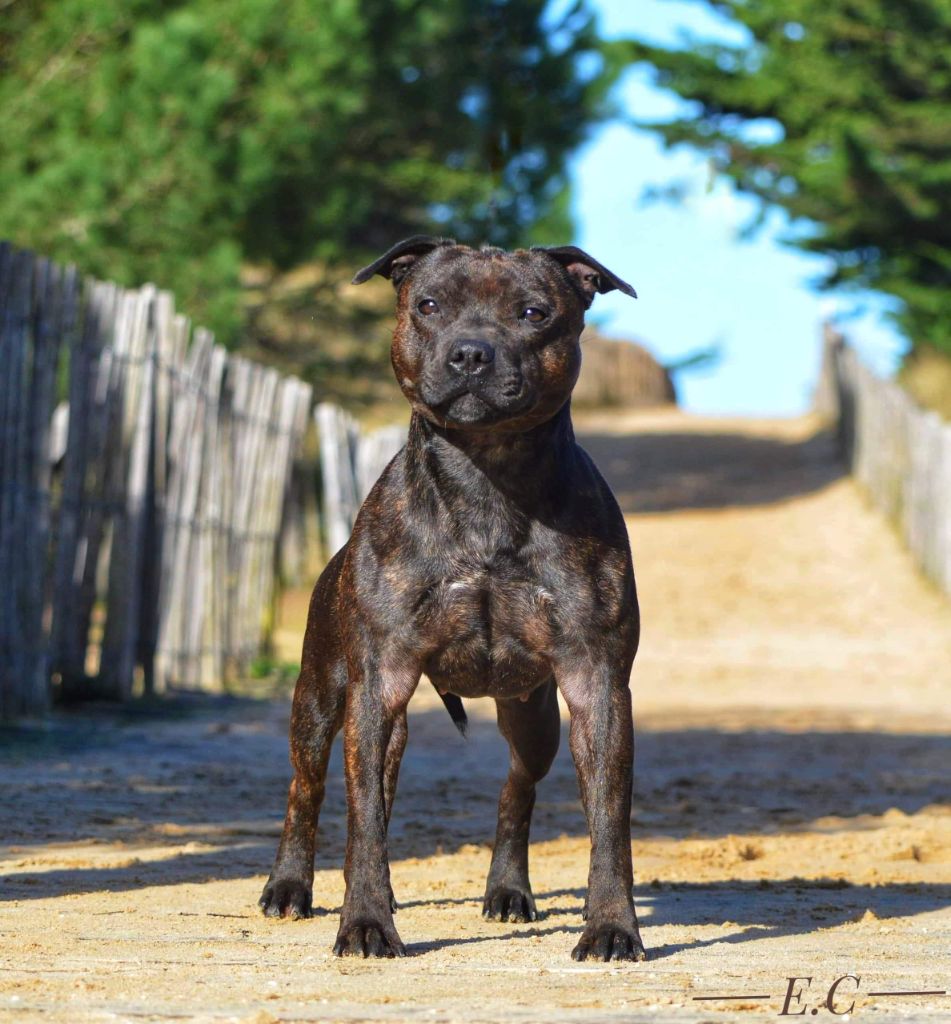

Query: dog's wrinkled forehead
[405,246,569,305]
[352,237,637,310]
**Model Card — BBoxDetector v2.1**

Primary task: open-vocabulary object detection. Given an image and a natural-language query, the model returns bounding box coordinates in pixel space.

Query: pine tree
[618,0,951,355]
[0,0,616,342]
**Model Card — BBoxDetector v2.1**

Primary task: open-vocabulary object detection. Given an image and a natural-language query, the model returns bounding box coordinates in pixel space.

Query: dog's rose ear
[352,236,456,289]
[534,245,637,307]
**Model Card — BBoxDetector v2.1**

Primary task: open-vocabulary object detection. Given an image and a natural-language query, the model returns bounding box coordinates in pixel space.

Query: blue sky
[567,0,907,415]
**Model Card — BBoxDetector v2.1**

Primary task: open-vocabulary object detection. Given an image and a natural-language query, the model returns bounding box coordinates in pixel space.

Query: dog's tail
[436,689,468,737]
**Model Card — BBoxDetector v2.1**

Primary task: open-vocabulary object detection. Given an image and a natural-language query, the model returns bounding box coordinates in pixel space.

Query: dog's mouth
[422,376,533,427]
[437,392,495,425]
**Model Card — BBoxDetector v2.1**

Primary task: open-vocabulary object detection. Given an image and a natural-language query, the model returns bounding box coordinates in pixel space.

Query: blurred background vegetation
[1,0,948,412]
[617,0,951,411]
[0,0,620,413]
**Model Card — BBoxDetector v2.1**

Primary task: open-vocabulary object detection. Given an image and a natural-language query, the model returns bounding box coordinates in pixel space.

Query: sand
[2,410,949,1023]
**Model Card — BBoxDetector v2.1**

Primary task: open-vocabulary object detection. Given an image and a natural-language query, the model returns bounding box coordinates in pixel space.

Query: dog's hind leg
[383,710,407,828]
[382,710,407,912]
[482,679,560,923]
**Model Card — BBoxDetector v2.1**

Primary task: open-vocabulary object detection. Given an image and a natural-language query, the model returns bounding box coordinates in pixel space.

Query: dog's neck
[406,403,577,521]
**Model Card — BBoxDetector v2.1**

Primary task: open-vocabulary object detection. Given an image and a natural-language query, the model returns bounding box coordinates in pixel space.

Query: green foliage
[0,0,616,343]
[617,0,951,355]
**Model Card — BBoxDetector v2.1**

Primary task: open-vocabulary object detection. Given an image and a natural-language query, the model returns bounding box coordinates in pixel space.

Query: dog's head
[353,237,636,432]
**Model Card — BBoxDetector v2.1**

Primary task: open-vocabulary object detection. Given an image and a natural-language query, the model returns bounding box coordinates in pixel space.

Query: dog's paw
[258,878,312,920]
[571,922,647,962]
[482,886,537,923]
[333,919,405,958]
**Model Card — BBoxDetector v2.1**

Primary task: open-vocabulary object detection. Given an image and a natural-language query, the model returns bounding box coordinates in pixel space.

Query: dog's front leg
[333,649,417,958]
[559,666,647,962]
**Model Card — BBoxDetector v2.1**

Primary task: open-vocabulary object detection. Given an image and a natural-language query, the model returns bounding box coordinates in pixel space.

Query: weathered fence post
[315,403,361,556]
[0,241,317,716]
[819,323,951,601]
[314,404,406,555]
[100,288,156,698]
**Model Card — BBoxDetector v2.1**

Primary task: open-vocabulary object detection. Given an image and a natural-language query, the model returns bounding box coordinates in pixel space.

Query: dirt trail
[2,410,949,1024]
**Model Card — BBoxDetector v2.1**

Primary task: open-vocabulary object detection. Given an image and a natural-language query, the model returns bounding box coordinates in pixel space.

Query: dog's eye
[521,307,547,323]
[417,298,439,315]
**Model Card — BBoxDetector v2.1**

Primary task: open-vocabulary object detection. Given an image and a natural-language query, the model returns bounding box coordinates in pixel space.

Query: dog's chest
[416,556,558,697]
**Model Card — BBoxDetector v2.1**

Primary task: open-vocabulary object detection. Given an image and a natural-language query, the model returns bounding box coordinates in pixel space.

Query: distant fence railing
[315,403,404,555]
[817,324,951,596]
[0,244,312,718]
[573,332,675,408]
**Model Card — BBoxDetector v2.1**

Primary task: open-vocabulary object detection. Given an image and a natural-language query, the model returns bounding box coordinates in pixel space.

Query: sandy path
[1,410,949,1023]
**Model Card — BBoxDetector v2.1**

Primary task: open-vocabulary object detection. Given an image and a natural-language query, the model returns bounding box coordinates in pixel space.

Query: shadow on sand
[1,699,946,915]
[579,427,843,513]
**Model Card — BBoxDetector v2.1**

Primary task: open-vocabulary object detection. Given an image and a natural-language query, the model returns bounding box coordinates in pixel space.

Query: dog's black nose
[447,339,495,375]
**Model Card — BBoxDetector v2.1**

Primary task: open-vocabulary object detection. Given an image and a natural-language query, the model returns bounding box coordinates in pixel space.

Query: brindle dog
[259,237,646,962]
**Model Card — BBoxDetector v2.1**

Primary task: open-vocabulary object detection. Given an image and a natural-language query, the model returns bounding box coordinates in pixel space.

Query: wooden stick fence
[315,403,405,556]
[818,324,951,597]
[0,243,312,718]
